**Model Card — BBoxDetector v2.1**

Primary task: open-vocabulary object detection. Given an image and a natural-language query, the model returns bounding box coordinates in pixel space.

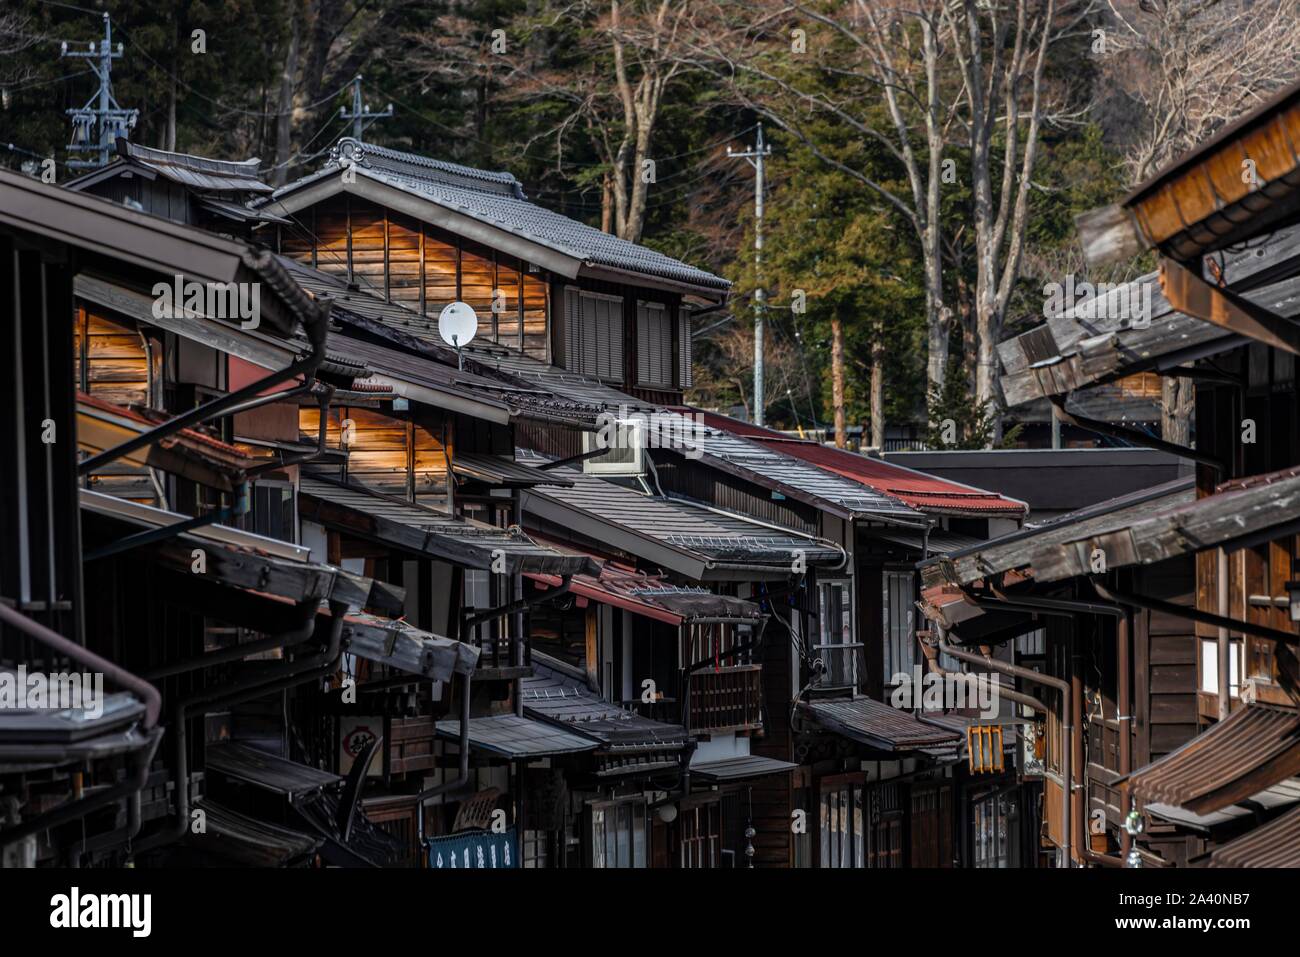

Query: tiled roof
[522,655,687,752]
[270,137,728,292]
[518,451,844,574]
[299,475,599,576]
[688,410,1028,518]
[468,348,923,521]
[119,140,274,194]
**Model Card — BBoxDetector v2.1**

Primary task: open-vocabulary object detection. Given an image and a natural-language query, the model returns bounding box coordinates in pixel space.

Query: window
[679,800,721,868]
[819,781,900,868]
[883,570,916,682]
[971,791,1015,868]
[819,784,863,868]
[636,301,673,387]
[590,799,646,868]
[563,288,623,382]
[244,482,295,544]
[1199,638,1244,697]
[815,580,858,687]
[521,829,549,869]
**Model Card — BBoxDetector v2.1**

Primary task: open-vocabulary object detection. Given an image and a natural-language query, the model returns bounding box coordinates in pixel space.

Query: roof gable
[265,137,729,296]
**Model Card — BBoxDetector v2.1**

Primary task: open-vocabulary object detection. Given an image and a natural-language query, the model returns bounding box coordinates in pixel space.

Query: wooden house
[930,77,1300,867]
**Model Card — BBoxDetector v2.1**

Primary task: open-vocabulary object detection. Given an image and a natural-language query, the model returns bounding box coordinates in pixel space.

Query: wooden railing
[689,664,763,733]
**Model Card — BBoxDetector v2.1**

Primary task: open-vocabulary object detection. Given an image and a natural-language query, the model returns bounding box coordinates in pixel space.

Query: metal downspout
[0,602,161,728]
[78,299,332,477]
[935,627,1072,867]
[143,598,319,681]
[418,672,473,804]
[133,600,347,855]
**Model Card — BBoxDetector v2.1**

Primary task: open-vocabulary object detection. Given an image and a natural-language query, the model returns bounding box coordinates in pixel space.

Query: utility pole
[727,124,772,425]
[62,13,138,170]
[339,75,393,143]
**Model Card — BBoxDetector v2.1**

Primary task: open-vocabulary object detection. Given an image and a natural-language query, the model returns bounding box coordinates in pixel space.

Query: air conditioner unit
[582,418,646,476]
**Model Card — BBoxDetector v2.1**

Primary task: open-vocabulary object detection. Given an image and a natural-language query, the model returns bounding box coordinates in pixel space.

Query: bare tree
[1102,0,1300,184]
[676,0,1092,442]
[481,1,692,242]
[0,12,38,88]
[1095,0,1300,443]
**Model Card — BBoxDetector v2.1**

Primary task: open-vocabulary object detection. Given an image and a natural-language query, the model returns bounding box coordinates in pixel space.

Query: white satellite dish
[438,301,478,350]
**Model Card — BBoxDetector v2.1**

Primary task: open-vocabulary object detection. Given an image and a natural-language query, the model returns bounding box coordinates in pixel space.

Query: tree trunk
[601,173,614,233]
[1162,377,1194,446]
[272,11,301,187]
[831,316,846,448]
[870,328,885,451]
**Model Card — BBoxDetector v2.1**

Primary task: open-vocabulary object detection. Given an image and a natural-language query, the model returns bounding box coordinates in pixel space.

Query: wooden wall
[300,404,448,508]
[280,196,549,358]
[74,308,158,502]
[1133,557,1199,765]
[748,604,797,867]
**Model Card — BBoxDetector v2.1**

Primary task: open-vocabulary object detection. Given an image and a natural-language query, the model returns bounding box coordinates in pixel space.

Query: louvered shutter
[636,302,672,387]
[637,302,652,384]
[655,307,671,385]
[598,297,623,382]
[563,287,581,372]
[678,307,693,388]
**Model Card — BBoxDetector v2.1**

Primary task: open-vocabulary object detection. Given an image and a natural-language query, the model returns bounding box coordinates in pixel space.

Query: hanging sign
[427,827,518,869]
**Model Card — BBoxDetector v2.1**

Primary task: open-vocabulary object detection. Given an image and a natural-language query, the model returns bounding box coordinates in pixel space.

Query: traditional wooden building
[929,78,1300,867]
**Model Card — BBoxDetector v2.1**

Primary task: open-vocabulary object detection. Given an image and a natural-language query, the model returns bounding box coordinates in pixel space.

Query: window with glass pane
[816,580,857,687]
[589,800,646,868]
[522,829,548,868]
[883,570,916,681]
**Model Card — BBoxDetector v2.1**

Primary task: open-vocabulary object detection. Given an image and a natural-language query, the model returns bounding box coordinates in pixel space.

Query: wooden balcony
[689,664,763,734]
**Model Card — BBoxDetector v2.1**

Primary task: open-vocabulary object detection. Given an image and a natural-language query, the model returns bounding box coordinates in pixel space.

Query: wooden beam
[1049,397,1225,471]
[1160,256,1300,356]
[1075,203,1146,268]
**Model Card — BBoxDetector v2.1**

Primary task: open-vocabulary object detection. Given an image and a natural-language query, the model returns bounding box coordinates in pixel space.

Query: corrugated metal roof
[189,799,322,867]
[522,655,686,752]
[206,742,342,797]
[528,568,764,624]
[300,475,598,576]
[435,714,600,757]
[688,755,798,781]
[1206,803,1300,868]
[1124,704,1300,815]
[270,137,728,293]
[467,348,922,521]
[452,451,574,488]
[800,697,963,751]
[518,452,844,574]
[689,410,1027,518]
[921,475,1196,588]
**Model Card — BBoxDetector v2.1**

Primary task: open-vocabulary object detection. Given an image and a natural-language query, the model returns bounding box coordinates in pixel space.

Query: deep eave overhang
[0,169,314,338]
[262,169,729,300]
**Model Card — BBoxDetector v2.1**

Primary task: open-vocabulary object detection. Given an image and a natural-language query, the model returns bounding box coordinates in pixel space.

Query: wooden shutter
[637,302,652,384]
[679,306,693,388]
[563,287,581,371]
[636,302,672,387]
[590,300,604,377]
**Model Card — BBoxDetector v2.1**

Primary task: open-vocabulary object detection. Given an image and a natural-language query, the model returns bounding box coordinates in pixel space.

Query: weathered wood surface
[1000,223,1300,406]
